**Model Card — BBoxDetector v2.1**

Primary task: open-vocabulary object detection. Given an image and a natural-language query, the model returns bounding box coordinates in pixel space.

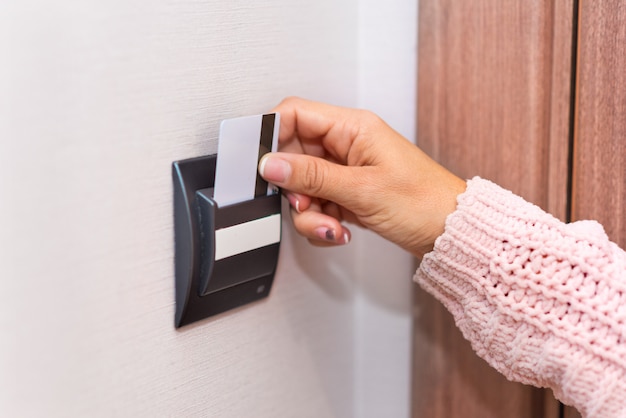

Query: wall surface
[354,1,417,417]
[1,1,416,417]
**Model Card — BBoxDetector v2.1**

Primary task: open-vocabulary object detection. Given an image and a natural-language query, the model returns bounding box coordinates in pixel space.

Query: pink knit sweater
[415,177,626,418]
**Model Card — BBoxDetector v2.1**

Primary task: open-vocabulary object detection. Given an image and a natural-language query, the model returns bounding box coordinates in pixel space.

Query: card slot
[202,245,280,295]
[196,188,282,297]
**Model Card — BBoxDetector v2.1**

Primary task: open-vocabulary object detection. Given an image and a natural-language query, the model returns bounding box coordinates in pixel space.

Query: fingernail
[315,227,336,242]
[342,231,350,244]
[286,193,301,213]
[259,155,291,184]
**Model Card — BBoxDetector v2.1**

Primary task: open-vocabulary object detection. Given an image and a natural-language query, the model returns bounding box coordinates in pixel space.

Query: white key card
[213,113,280,206]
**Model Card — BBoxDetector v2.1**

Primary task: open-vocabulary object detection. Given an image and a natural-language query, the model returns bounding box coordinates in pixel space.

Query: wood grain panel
[417,0,573,217]
[414,0,573,416]
[571,0,626,248]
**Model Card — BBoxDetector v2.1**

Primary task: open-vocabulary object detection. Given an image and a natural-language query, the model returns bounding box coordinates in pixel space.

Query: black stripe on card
[255,113,275,197]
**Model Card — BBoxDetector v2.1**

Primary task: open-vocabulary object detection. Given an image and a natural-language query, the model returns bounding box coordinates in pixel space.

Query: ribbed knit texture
[415,177,626,418]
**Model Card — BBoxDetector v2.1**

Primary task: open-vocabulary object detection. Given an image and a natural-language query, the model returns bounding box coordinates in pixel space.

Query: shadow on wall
[284,215,354,303]
[353,227,414,315]
[285,198,413,315]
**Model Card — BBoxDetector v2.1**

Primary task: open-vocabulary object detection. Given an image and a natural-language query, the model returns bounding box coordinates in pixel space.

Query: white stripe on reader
[215,214,281,261]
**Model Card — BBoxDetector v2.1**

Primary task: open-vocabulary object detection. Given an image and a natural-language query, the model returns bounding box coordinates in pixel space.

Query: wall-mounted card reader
[172,154,281,328]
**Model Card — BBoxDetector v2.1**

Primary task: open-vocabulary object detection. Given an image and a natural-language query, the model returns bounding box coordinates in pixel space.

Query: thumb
[258,152,357,205]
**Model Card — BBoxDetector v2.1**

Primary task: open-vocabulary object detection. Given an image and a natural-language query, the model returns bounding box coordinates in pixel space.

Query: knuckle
[302,159,327,196]
[281,96,302,107]
[357,109,385,132]
[358,109,377,121]
[342,117,361,142]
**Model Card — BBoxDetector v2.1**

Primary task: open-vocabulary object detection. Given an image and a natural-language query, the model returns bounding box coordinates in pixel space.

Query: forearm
[415,177,626,418]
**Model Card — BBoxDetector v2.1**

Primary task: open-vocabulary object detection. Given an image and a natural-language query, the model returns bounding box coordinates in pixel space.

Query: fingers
[272,97,368,163]
[266,97,398,249]
[259,152,367,210]
[290,206,351,246]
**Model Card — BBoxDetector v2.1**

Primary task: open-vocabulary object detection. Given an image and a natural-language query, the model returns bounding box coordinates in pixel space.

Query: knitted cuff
[414,177,626,417]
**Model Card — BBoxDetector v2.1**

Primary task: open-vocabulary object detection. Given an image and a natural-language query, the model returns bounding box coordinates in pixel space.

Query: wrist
[413,175,466,259]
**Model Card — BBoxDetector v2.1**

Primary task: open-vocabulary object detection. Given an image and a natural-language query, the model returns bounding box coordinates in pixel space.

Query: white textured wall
[354,2,417,417]
[0,1,416,417]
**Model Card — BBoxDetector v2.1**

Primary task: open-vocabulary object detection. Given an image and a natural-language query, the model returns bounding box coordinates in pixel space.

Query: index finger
[271,97,365,164]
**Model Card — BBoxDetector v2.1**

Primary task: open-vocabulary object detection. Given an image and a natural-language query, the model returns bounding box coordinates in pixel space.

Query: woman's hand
[258,97,466,258]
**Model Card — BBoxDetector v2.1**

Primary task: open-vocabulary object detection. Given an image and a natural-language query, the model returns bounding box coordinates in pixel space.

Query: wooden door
[572,0,626,246]
[415,1,626,417]
[414,0,574,416]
